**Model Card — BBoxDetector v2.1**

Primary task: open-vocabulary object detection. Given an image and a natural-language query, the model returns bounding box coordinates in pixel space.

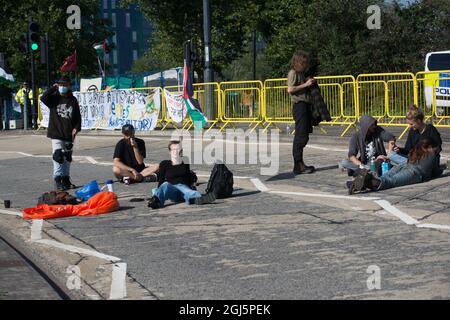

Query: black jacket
[348,115,395,164]
[40,86,81,142]
[310,83,332,126]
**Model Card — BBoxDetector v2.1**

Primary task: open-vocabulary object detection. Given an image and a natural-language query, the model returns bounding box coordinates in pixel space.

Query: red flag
[60,51,77,73]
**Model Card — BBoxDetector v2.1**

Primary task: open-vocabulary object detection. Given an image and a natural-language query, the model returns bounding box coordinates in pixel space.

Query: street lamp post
[203,0,214,121]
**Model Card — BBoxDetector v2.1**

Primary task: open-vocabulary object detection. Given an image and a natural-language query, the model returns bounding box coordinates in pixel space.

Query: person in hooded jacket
[40,76,81,191]
[340,115,396,176]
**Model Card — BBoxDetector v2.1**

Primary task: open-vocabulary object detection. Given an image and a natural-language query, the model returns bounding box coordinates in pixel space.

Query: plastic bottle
[381,161,389,176]
[106,179,114,192]
[370,157,376,174]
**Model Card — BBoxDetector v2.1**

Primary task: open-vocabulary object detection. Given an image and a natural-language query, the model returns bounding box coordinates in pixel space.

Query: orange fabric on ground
[23,191,119,220]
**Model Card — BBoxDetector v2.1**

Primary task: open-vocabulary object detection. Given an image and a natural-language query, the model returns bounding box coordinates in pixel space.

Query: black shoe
[54,176,65,191]
[147,196,161,209]
[61,176,76,190]
[346,180,355,195]
[143,173,158,183]
[194,193,216,205]
[293,161,315,175]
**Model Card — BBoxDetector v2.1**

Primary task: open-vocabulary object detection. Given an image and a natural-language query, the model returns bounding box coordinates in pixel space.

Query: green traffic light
[31,43,39,51]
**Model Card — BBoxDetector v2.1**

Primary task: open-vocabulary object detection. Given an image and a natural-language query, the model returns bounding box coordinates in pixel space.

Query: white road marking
[374,200,419,225]
[109,262,127,299]
[85,156,98,164]
[417,223,450,231]
[270,190,380,201]
[196,174,251,179]
[30,219,43,241]
[0,209,22,216]
[17,152,33,157]
[33,239,122,262]
[251,178,269,192]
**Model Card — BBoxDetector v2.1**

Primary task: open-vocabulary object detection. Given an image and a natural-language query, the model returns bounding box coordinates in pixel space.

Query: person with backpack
[147,141,216,209]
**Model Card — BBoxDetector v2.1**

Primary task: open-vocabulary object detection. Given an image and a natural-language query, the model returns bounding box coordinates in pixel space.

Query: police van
[424,50,450,113]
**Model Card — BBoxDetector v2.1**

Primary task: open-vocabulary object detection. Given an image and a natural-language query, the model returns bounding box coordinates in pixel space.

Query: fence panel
[219,81,264,132]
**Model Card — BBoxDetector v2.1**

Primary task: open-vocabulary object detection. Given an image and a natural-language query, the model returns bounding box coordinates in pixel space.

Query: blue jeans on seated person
[154,182,202,207]
[387,151,408,166]
[378,163,423,190]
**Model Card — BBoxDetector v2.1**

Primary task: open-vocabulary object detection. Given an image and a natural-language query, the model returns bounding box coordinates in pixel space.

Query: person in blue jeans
[387,105,442,178]
[347,139,442,194]
[147,141,215,209]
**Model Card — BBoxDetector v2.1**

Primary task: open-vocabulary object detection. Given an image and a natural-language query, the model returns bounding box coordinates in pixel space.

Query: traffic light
[20,33,29,53]
[28,22,40,53]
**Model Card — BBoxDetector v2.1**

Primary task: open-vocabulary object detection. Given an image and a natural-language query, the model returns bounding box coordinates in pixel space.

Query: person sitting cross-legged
[112,124,159,184]
[347,139,441,194]
[147,141,215,209]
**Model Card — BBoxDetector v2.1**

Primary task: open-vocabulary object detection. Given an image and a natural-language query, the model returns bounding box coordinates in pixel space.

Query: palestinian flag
[0,66,14,86]
[182,59,207,129]
[93,40,106,55]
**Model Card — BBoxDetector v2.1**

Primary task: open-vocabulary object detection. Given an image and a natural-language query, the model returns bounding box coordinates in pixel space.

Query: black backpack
[205,163,234,199]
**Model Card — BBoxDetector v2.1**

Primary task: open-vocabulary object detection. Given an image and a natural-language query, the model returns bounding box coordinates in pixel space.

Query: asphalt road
[0,129,449,299]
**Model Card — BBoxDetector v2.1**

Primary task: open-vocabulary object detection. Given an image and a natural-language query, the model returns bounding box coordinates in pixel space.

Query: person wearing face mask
[112,124,159,184]
[40,76,81,191]
[147,141,215,209]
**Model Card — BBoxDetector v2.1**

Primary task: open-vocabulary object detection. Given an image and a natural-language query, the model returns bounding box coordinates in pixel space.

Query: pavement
[0,126,449,299]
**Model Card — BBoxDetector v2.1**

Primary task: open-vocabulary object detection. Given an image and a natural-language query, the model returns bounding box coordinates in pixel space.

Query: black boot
[190,193,216,205]
[293,161,315,174]
[54,176,64,191]
[61,176,76,190]
[147,196,161,209]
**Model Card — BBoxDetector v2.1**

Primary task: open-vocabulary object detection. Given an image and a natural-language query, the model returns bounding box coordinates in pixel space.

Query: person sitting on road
[112,124,159,184]
[347,139,441,194]
[339,114,396,176]
[147,140,215,209]
[387,105,443,178]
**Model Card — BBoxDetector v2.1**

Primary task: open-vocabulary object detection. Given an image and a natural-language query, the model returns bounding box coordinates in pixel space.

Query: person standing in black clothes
[287,50,316,174]
[147,141,215,209]
[40,76,81,190]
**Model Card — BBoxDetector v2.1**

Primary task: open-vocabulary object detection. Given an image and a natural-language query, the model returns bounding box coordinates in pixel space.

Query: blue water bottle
[381,161,389,176]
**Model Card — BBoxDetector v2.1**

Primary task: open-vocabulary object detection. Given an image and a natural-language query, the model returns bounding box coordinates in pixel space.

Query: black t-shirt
[400,124,442,156]
[157,160,192,187]
[113,137,146,171]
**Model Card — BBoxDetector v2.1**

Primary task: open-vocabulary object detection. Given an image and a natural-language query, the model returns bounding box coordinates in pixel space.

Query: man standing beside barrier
[287,50,317,174]
[40,76,81,191]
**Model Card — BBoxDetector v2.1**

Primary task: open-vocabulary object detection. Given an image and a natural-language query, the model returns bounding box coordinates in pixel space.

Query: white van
[424,50,450,111]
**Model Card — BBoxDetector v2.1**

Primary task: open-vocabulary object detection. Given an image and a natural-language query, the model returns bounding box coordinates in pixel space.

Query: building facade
[100,0,152,75]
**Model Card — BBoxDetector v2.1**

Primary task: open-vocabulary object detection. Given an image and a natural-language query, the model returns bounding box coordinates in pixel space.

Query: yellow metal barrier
[218,80,264,132]
[416,70,450,129]
[263,76,357,136]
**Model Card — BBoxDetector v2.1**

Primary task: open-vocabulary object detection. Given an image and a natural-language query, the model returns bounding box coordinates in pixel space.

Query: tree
[124,0,261,80]
[0,0,112,87]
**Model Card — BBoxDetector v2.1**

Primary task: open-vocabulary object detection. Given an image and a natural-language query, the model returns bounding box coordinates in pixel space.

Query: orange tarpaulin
[23,191,119,220]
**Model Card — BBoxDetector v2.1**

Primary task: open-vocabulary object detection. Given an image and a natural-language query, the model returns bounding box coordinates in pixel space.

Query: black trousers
[292,101,313,163]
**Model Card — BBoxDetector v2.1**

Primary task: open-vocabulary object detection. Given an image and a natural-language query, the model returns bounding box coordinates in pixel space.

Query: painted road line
[30,219,43,241]
[17,152,34,157]
[34,239,122,262]
[0,209,22,216]
[307,144,347,152]
[374,200,419,225]
[417,223,450,231]
[196,174,251,179]
[85,156,98,164]
[109,262,127,299]
[251,178,269,192]
[270,190,380,201]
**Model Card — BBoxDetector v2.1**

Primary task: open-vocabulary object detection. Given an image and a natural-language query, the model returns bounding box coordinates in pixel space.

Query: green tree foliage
[0,0,112,86]
[129,0,449,80]
[124,0,260,80]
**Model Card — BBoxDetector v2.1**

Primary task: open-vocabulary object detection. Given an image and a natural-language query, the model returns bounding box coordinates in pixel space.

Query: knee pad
[64,150,73,162]
[53,149,64,164]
